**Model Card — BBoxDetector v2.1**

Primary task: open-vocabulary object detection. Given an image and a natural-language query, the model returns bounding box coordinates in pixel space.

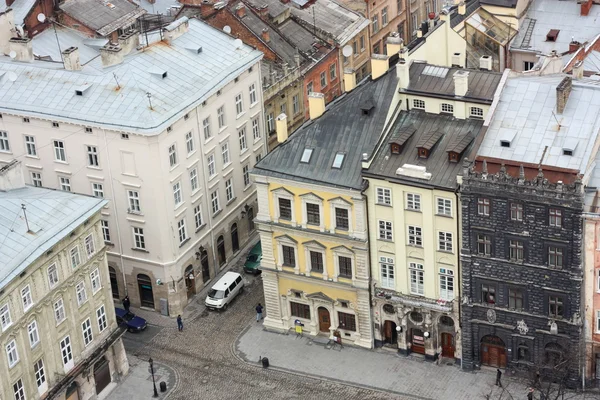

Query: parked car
[205,272,244,311]
[243,241,262,275]
[115,308,148,332]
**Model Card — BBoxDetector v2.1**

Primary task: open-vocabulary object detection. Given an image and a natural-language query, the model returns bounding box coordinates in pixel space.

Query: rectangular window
[0,131,10,152]
[409,263,424,295]
[406,193,421,210]
[439,268,454,300]
[509,239,524,261]
[207,153,216,178]
[437,198,452,216]
[133,227,146,249]
[85,234,95,257]
[306,203,320,225]
[329,63,336,81]
[524,61,535,71]
[177,218,187,244]
[335,208,349,230]
[252,117,260,140]
[225,178,234,202]
[477,198,490,216]
[60,336,73,366]
[249,83,257,105]
[266,113,274,133]
[21,285,33,311]
[28,320,39,348]
[382,6,388,25]
[380,257,395,288]
[76,281,87,306]
[31,171,42,187]
[339,256,352,278]
[378,220,393,240]
[338,312,356,331]
[70,246,81,268]
[360,35,365,51]
[6,339,18,367]
[97,305,107,332]
[290,302,310,319]
[60,177,71,192]
[310,251,324,273]
[481,283,496,304]
[280,103,287,119]
[13,379,25,400]
[376,187,391,205]
[203,117,212,140]
[185,131,195,154]
[243,164,250,187]
[279,198,292,220]
[597,310,600,333]
[218,106,226,128]
[92,182,104,198]
[235,93,244,115]
[48,264,59,288]
[549,295,564,317]
[25,135,36,156]
[0,303,11,330]
[408,226,422,246]
[549,208,562,227]
[173,182,182,206]
[282,245,295,267]
[509,288,524,310]
[477,234,492,255]
[82,318,93,346]
[239,127,247,152]
[440,103,454,114]
[194,205,203,229]
[168,144,177,167]
[373,15,379,33]
[90,268,101,294]
[293,95,300,115]
[211,190,220,214]
[510,203,523,221]
[87,145,99,166]
[54,298,66,323]
[438,232,453,252]
[549,246,564,267]
[219,144,230,169]
[320,71,327,88]
[127,190,141,213]
[190,168,199,192]
[34,359,46,389]
[470,107,484,118]
[412,99,425,109]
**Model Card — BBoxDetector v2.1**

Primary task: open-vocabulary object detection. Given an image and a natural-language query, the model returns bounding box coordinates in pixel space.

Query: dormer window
[332,152,345,169]
[416,131,443,159]
[390,143,401,154]
[500,140,510,148]
[301,148,313,163]
[441,103,453,114]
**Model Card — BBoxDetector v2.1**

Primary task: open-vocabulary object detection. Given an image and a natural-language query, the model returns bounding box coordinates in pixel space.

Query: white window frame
[376,187,392,205]
[31,171,42,187]
[54,298,66,324]
[178,218,188,244]
[59,176,71,192]
[217,106,226,128]
[0,303,11,331]
[48,264,59,288]
[380,256,395,289]
[127,190,141,213]
[276,237,299,272]
[207,153,216,178]
[60,335,73,371]
[133,227,146,250]
[266,112,274,133]
[320,71,327,88]
[438,231,453,252]
[70,245,81,268]
[225,178,234,202]
[25,135,36,156]
[293,94,299,115]
[97,305,107,332]
[91,182,104,198]
[194,204,203,230]
[436,197,452,216]
[378,220,393,241]
[249,83,257,105]
[329,198,353,235]
[409,262,425,295]
[406,193,421,211]
[190,168,199,192]
[211,190,221,214]
[243,164,250,187]
[28,320,40,348]
[372,14,379,33]
[252,117,261,141]
[408,225,423,246]
[439,268,454,300]
[273,189,295,225]
[82,318,93,347]
[440,103,454,114]
[304,243,327,279]
[470,107,484,118]
[301,194,324,231]
[239,127,248,153]
[412,99,425,109]
[235,93,244,116]
[0,131,9,152]
[6,339,18,367]
[168,144,178,167]
[76,281,88,306]
[87,145,99,167]
[185,131,195,154]
[203,117,212,140]
[333,247,354,281]
[85,233,95,257]
[382,6,388,25]
[101,220,110,243]
[34,358,47,393]
[173,181,183,206]
[54,140,66,161]
[90,268,101,294]
[21,284,33,312]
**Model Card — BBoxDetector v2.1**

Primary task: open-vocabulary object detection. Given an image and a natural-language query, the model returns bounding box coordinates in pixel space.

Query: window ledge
[436,213,453,218]
[378,238,394,242]
[438,249,454,254]
[376,203,392,207]
[407,244,423,248]
[195,223,206,233]
[219,126,228,134]
[226,197,237,206]
[187,150,197,159]
[132,248,149,253]
[127,211,143,216]
[213,209,222,218]
[243,184,252,192]
[179,238,190,248]
[406,209,422,213]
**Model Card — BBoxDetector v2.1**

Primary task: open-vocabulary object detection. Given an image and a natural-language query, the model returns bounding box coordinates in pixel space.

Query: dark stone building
[460,160,584,378]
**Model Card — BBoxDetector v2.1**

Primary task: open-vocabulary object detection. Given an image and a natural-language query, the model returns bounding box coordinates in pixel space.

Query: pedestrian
[527,387,534,400]
[496,368,502,387]
[535,370,541,386]
[177,315,183,331]
[122,296,130,312]
[255,303,263,322]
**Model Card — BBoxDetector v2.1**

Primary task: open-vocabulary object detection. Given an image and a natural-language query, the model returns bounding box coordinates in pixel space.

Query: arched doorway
[184,265,195,299]
[317,307,330,332]
[411,328,425,354]
[93,357,111,395]
[231,223,239,253]
[109,267,119,300]
[66,382,79,400]
[544,342,565,367]
[200,250,210,283]
[247,207,255,232]
[383,320,398,345]
[440,316,455,358]
[217,236,226,267]
[481,335,507,368]
[137,274,154,308]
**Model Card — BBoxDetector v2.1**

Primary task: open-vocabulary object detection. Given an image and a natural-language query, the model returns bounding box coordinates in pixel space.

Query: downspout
[362,179,376,347]
[454,182,462,369]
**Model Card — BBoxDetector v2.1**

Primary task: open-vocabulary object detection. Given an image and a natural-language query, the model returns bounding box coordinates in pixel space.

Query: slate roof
[477,75,600,171]
[0,0,37,25]
[364,111,484,190]
[60,0,147,36]
[253,70,399,190]
[404,62,502,103]
[0,19,263,135]
[0,184,105,289]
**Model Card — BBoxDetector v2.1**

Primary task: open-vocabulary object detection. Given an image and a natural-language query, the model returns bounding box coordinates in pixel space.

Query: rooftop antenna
[551,110,562,130]
[38,13,64,66]
[113,72,121,90]
[21,204,31,233]
[146,92,154,110]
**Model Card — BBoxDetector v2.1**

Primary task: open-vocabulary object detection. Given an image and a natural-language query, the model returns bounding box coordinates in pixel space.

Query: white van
[205,272,244,311]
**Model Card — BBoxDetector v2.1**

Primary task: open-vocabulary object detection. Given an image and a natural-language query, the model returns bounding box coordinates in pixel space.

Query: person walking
[177,315,183,331]
[496,368,502,387]
[527,388,534,400]
[255,303,263,322]
[122,296,130,312]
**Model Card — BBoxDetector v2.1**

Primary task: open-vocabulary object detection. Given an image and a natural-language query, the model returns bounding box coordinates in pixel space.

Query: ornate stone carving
[516,320,528,335]
[486,308,496,324]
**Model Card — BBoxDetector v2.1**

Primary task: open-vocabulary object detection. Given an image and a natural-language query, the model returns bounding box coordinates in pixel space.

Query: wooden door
[318,307,330,332]
[94,358,111,395]
[481,344,506,368]
[441,333,455,358]
[411,329,425,354]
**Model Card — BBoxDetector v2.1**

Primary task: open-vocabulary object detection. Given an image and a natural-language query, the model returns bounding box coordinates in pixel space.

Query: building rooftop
[404,62,502,103]
[478,0,518,7]
[32,27,108,64]
[477,75,600,171]
[0,0,36,26]
[132,0,180,15]
[364,111,484,189]
[0,18,263,135]
[253,69,399,190]
[60,0,147,36]
[0,183,105,289]
[449,0,482,29]
[511,0,600,56]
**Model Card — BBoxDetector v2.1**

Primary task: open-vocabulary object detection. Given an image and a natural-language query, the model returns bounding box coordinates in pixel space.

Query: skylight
[301,148,313,163]
[332,153,345,169]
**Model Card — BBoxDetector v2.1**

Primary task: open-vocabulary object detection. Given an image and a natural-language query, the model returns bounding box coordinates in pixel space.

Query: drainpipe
[454,183,462,369]
[361,179,377,348]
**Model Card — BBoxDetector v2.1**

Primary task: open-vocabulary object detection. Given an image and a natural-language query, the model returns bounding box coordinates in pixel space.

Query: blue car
[115,308,147,332]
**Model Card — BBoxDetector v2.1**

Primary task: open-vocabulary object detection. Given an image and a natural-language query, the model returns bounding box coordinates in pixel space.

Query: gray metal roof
[478,75,600,171]
[0,186,105,289]
[478,0,517,7]
[0,0,36,25]
[364,110,484,190]
[253,70,399,190]
[584,50,600,74]
[0,19,263,135]
[405,62,502,103]
[511,0,600,56]
[32,27,107,65]
[60,0,147,36]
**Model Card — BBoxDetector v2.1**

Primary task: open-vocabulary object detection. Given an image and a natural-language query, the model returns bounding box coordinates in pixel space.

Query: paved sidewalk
[106,355,177,400]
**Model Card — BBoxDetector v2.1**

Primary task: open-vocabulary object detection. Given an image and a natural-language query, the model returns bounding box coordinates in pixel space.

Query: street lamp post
[149,357,158,397]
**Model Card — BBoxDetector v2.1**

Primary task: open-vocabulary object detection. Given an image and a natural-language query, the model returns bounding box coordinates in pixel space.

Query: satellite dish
[37,13,46,23]
[6,72,17,82]
[234,38,243,49]
[8,51,16,59]
[342,45,353,58]
[223,25,231,34]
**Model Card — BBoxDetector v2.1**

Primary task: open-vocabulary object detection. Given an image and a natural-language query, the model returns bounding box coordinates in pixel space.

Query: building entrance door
[137,274,154,308]
[217,236,226,266]
[441,332,455,358]
[94,357,111,395]
[383,320,398,345]
[318,307,330,332]
[480,335,507,368]
[411,328,425,354]
[185,265,195,299]
[231,223,239,253]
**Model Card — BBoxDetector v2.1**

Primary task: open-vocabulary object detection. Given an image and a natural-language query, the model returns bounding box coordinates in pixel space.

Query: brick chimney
[276,113,288,143]
[569,40,581,53]
[261,28,270,43]
[556,76,572,114]
[5,0,15,6]
[62,47,81,71]
[235,4,246,18]
[453,70,469,97]
[579,0,593,16]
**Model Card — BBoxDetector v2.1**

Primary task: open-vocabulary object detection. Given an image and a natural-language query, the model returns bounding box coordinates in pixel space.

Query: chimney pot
[479,55,492,71]
[396,49,411,89]
[261,28,270,42]
[308,92,325,120]
[275,113,288,143]
[569,40,581,53]
[556,76,572,114]
[235,4,246,18]
[62,46,81,71]
[416,29,423,38]
[100,43,124,68]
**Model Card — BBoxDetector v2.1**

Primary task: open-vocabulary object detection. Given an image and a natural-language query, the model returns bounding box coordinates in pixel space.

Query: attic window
[167,126,173,133]
[300,148,313,163]
[390,143,401,154]
[52,122,59,128]
[121,133,129,140]
[500,140,510,148]
[563,149,573,156]
[546,29,559,42]
[85,127,93,133]
[249,66,253,73]
[235,77,239,83]
[413,99,425,110]
[332,153,345,169]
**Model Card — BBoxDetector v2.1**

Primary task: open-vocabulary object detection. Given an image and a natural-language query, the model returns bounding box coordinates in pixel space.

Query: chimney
[569,40,580,53]
[479,55,492,71]
[118,31,140,55]
[451,52,464,68]
[308,92,325,120]
[343,68,356,92]
[0,9,14,55]
[100,43,124,68]
[0,160,25,191]
[261,28,270,43]
[370,54,388,80]
[416,29,423,38]
[556,76,572,114]
[62,47,81,71]
[458,1,466,15]
[396,48,410,89]
[573,60,584,79]
[5,0,15,6]
[163,17,189,44]
[386,34,402,56]
[579,0,593,16]
[275,113,288,143]
[9,37,33,62]
[453,70,469,97]
[235,4,246,18]
[294,52,300,68]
